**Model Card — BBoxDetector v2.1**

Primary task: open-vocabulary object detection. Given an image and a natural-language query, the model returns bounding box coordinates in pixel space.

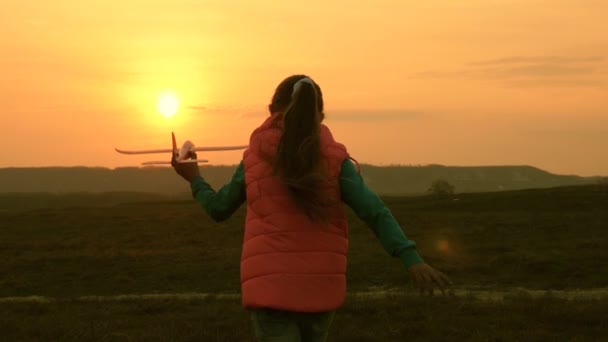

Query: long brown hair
[270,75,333,221]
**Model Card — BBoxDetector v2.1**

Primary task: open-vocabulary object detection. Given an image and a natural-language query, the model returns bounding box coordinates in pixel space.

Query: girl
[172,74,451,342]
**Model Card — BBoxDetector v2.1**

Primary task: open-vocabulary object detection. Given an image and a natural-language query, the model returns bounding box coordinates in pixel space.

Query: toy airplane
[115,132,248,165]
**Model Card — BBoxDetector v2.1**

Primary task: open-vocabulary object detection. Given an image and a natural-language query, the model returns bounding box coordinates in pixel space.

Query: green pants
[250,309,336,342]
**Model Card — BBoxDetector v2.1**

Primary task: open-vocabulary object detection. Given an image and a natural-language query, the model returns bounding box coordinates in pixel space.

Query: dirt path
[2,287,608,304]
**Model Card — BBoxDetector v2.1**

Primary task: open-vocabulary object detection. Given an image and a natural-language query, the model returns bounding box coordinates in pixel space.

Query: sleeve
[190,161,247,222]
[339,159,424,268]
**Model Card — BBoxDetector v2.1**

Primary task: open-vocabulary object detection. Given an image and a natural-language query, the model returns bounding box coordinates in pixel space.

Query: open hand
[407,263,452,296]
[171,152,200,183]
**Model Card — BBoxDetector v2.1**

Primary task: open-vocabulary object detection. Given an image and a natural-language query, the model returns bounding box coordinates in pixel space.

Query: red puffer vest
[241,113,349,312]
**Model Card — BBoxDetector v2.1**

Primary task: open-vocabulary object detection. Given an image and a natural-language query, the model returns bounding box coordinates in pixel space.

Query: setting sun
[157,92,179,118]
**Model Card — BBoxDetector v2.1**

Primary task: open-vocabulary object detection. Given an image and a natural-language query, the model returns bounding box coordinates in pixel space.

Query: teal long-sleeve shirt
[190,160,424,269]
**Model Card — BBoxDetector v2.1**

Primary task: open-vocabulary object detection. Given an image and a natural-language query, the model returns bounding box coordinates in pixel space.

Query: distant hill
[0,164,599,196]
[358,164,598,195]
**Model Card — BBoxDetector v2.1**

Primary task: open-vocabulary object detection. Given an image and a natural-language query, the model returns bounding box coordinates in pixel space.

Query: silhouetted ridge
[0,165,598,195]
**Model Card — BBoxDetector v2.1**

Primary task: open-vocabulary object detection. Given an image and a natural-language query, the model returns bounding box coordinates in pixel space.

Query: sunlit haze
[157,91,179,118]
[1,0,606,176]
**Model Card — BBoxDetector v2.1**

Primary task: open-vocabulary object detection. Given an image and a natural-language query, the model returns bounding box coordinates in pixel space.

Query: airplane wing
[115,148,173,155]
[115,131,248,157]
[115,145,248,154]
[192,145,249,151]
[141,159,209,165]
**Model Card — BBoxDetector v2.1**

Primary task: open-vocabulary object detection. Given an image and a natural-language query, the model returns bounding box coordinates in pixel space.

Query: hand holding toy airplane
[115,132,248,165]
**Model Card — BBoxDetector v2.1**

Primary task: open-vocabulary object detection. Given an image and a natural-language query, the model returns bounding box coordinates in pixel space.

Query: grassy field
[2,294,606,341]
[1,185,607,340]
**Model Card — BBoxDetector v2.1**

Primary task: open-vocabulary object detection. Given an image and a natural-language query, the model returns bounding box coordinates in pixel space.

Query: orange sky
[1,0,606,176]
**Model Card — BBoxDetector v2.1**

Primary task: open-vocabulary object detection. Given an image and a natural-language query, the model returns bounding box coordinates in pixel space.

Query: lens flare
[437,239,450,253]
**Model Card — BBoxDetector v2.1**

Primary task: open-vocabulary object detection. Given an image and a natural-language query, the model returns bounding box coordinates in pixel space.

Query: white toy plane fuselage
[115,132,248,165]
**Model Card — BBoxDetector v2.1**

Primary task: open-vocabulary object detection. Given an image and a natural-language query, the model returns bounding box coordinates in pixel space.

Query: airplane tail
[171,132,178,157]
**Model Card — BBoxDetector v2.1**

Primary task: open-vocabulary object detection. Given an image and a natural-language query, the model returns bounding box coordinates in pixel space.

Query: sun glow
[157,92,179,118]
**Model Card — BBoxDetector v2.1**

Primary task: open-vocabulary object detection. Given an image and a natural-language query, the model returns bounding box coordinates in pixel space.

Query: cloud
[185,105,210,112]
[326,110,425,122]
[186,104,265,119]
[411,55,606,87]
[411,70,470,79]
[499,64,594,77]
[2,56,141,85]
[467,56,604,66]
[185,105,425,122]
[24,19,46,27]
[504,77,606,88]
[234,111,267,119]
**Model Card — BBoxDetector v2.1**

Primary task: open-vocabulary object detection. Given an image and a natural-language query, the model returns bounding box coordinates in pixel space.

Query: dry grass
[1,294,606,341]
[1,185,607,340]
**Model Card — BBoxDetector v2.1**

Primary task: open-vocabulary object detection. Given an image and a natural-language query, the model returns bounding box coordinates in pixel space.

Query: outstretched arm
[339,159,451,294]
[339,159,423,268]
[174,160,246,222]
[190,161,246,222]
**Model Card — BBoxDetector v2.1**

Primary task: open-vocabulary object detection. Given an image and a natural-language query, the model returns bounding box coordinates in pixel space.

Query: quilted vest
[241,113,350,312]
